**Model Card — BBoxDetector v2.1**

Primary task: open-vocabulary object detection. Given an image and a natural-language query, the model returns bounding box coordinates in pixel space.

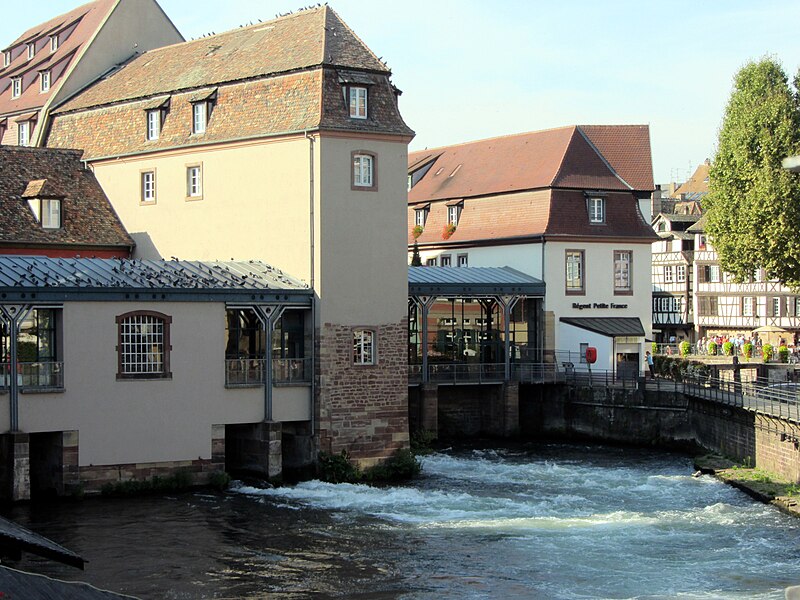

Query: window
[352,153,374,188]
[566,250,584,294]
[146,110,160,140]
[426,258,437,266]
[186,165,202,199]
[580,343,589,364]
[192,101,207,134]
[772,297,781,317]
[11,77,21,98]
[676,264,686,283]
[588,197,605,223]
[50,35,59,53]
[1,308,61,389]
[17,121,29,146]
[663,265,673,283]
[698,296,719,316]
[3,51,10,67]
[415,208,427,227]
[116,311,172,379]
[447,204,461,226]
[353,329,375,365]
[141,170,156,204]
[613,250,632,294]
[27,43,34,60]
[709,265,721,283]
[349,86,367,119]
[457,254,468,267]
[440,255,452,267]
[41,199,61,229]
[40,70,50,93]
[742,297,754,317]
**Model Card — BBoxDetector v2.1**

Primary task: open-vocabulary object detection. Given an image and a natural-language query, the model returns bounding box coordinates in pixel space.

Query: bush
[680,341,691,357]
[762,343,774,362]
[317,449,422,484]
[778,345,790,363]
[743,342,753,359]
[651,342,658,355]
[317,450,361,483]
[411,429,437,455]
[722,341,734,356]
[100,470,193,497]
[707,341,718,355]
[365,449,421,482]
[208,471,231,491]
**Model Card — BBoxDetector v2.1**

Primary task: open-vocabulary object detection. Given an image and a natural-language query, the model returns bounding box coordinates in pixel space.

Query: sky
[3,0,800,184]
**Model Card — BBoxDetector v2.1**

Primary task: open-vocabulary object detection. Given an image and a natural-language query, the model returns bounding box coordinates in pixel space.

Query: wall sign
[572,302,628,310]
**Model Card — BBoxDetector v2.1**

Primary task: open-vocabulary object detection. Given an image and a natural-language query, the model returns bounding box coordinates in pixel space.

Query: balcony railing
[225,358,310,386]
[0,361,64,391]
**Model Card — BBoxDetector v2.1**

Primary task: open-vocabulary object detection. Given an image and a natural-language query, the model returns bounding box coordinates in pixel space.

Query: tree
[410,240,422,266]
[704,57,800,288]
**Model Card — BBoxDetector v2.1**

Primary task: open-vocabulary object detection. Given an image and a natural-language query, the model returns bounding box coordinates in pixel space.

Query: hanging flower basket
[442,223,456,240]
[411,225,424,239]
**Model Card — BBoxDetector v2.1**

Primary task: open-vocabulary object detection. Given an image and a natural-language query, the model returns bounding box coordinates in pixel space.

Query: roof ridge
[548,126,579,187]
[575,126,633,190]
[409,125,577,156]
[324,6,386,70]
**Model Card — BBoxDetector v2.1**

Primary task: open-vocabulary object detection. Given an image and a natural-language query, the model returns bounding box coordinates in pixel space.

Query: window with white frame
[116,311,172,379]
[796,297,800,317]
[353,329,375,365]
[39,70,50,93]
[709,265,721,283]
[415,208,427,227]
[613,250,632,293]
[186,165,202,198]
[742,297,754,317]
[27,43,34,60]
[676,264,686,283]
[772,297,781,317]
[566,250,584,293]
[50,35,59,53]
[192,101,207,134]
[457,254,468,267]
[353,153,374,188]
[349,86,367,119]
[17,120,30,146]
[11,77,21,98]
[447,204,461,226]
[663,265,674,284]
[588,197,605,223]
[146,110,160,140]
[426,258,437,266]
[28,197,61,229]
[440,255,452,267]
[141,170,156,203]
[3,51,10,67]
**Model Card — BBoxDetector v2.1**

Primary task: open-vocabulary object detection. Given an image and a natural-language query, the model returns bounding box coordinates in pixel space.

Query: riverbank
[694,453,800,517]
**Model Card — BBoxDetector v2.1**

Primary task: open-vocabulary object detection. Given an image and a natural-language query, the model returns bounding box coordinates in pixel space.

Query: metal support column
[418,296,436,384]
[498,296,519,382]
[0,305,34,432]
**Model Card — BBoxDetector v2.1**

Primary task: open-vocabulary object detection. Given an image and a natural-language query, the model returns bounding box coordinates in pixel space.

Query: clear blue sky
[4,0,800,184]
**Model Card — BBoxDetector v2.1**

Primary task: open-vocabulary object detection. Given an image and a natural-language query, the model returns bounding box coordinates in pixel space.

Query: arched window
[116,311,172,379]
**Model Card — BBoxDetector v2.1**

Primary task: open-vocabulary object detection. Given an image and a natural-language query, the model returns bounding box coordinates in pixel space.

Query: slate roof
[0,514,84,569]
[0,146,134,253]
[407,126,656,247]
[408,266,545,296]
[46,7,412,158]
[0,565,136,599]
[0,0,117,116]
[560,317,645,337]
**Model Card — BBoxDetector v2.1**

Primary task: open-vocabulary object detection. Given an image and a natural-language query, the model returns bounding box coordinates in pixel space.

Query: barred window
[116,311,172,379]
[353,329,375,365]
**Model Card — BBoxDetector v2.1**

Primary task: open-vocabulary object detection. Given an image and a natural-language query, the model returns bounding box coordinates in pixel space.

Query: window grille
[117,313,170,377]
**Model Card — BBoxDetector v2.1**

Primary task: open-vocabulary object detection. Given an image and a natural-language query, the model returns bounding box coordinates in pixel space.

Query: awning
[560,317,645,338]
[409,266,545,297]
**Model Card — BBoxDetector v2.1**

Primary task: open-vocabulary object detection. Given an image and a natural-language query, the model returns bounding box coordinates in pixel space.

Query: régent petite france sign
[572,302,628,310]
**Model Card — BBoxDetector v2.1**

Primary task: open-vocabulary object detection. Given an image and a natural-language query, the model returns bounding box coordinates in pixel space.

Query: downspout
[306,131,316,436]
[541,239,547,355]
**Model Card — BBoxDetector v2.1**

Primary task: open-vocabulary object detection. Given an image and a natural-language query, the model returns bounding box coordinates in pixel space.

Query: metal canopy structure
[560,317,645,338]
[408,266,545,297]
[0,257,312,304]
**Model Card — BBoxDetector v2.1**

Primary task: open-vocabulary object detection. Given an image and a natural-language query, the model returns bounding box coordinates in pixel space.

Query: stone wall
[317,320,409,467]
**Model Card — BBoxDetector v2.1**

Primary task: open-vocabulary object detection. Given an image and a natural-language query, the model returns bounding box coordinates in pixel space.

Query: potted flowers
[442,223,456,240]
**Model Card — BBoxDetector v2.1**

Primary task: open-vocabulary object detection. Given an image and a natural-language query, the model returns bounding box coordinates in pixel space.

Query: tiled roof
[408,125,653,205]
[672,162,709,198]
[0,146,134,252]
[0,0,117,116]
[55,7,386,112]
[46,7,412,158]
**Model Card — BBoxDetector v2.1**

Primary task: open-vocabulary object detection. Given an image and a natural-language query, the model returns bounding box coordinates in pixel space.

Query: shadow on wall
[130,232,161,259]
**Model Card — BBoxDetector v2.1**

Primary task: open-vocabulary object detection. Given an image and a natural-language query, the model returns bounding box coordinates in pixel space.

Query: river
[4,444,800,599]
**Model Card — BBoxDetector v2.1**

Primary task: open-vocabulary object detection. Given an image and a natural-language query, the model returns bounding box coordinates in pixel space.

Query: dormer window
[27,43,34,60]
[415,207,428,227]
[146,109,161,140]
[11,77,21,98]
[17,120,30,146]
[28,198,62,229]
[40,70,50,93]
[349,86,367,119]
[50,35,59,53]
[192,101,207,134]
[447,203,462,226]
[3,51,10,67]
[588,196,605,224]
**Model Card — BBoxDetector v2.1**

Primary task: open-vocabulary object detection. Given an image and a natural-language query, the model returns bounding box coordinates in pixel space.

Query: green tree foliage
[410,240,422,266]
[705,57,800,288]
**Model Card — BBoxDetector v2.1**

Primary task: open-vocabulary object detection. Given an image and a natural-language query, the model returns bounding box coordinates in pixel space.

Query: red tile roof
[0,146,134,254]
[579,125,654,192]
[0,0,117,117]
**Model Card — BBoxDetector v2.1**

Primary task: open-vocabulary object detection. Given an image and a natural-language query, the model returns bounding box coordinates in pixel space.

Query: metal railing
[428,362,506,384]
[408,362,638,387]
[0,361,64,391]
[225,358,310,386]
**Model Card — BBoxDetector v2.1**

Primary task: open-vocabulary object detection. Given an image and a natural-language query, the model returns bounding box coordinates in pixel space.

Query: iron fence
[0,361,64,391]
[225,358,310,386]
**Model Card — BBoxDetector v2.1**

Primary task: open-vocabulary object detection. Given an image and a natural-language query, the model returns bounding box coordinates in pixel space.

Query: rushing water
[4,444,800,599]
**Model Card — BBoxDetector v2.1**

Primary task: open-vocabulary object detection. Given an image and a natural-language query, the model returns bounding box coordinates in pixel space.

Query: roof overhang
[560,316,645,337]
[408,266,545,297]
